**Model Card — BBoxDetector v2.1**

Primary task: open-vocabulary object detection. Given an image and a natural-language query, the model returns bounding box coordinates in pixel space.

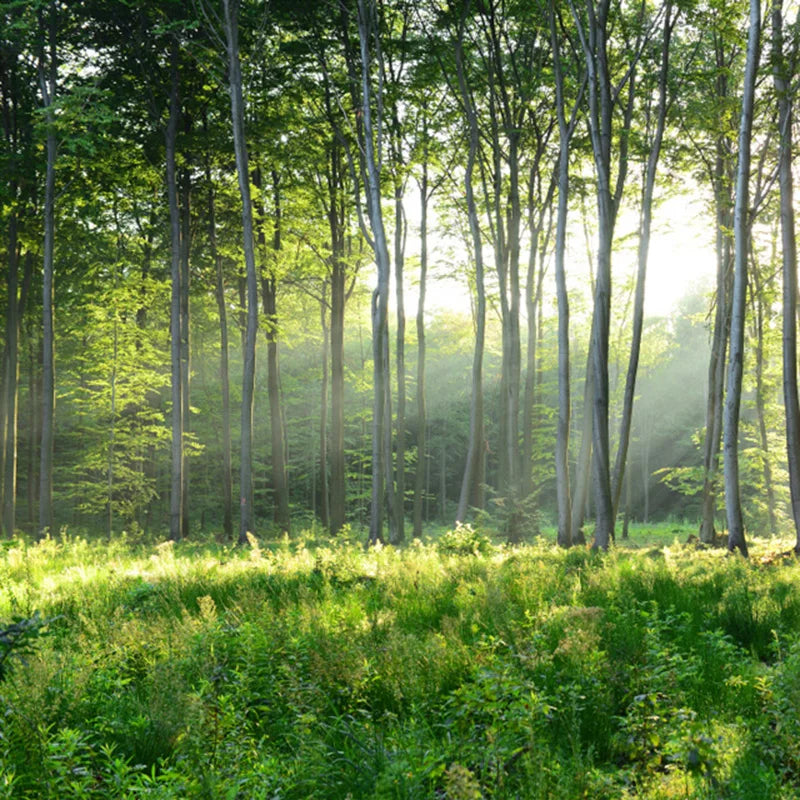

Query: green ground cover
[1,525,799,798]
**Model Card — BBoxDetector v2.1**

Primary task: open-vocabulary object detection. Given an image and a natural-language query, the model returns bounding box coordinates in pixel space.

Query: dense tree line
[0,0,798,552]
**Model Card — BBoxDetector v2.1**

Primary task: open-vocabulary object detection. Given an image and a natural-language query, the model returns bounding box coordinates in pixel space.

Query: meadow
[1,523,799,798]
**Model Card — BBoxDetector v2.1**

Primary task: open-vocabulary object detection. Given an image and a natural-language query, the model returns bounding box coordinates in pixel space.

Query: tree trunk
[255,167,290,533]
[454,7,486,525]
[327,139,347,535]
[700,43,735,545]
[2,227,19,537]
[354,0,393,545]
[724,0,759,557]
[551,0,573,547]
[392,145,406,545]
[413,138,429,540]
[166,40,183,542]
[204,128,233,541]
[37,3,57,539]
[571,353,592,546]
[222,0,258,544]
[179,154,191,539]
[773,0,800,553]
[569,0,616,548]
[612,3,675,520]
[320,295,330,530]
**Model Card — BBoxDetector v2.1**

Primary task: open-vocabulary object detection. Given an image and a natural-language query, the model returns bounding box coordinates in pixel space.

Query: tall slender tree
[37,0,57,538]
[724,0,760,557]
[772,0,800,552]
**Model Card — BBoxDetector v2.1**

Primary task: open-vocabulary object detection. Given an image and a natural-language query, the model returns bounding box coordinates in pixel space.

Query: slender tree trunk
[179,156,191,539]
[571,354,592,546]
[353,0,393,545]
[27,322,39,533]
[612,4,674,520]
[222,0,259,544]
[569,0,616,548]
[330,258,346,533]
[701,36,736,545]
[551,0,572,547]
[166,40,183,542]
[320,295,330,530]
[2,228,19,537]
[724,0,759,557]
[204,132,233,541]
[773,1,800,552]
[37,4,56,538]
[413,143,429,540]
[392,132,406,544]
[751,278,776,534]
[256,168,290,532]
[455,8,486,525]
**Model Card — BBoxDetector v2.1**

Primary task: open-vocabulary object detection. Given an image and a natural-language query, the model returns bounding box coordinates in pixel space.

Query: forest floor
[0,522,799,798]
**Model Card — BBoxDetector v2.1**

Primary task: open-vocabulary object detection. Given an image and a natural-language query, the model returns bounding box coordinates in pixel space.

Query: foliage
[0,530,799,797]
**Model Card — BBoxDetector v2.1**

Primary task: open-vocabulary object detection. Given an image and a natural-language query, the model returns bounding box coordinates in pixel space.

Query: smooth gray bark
[612,3,675,520]
[773,0,800,552]
[412,135,429,540]
[204,126,233,541]
[551,0,573,547]
[222,0,259,544]
[454,7,487,525]
[354,0,393,545]
[37,3,56,539]
[724,0,760,557]
[166,41,183,542]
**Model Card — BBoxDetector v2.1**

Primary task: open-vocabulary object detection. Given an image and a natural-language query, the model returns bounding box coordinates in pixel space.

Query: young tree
[220,0,259,543]
[37,0,57,538]
[772,0,800,552]
[165,40,184,542]
[724,0,760,557]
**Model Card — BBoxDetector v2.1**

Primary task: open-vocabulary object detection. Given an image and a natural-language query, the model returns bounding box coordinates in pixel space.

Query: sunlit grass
[0,526,799,797]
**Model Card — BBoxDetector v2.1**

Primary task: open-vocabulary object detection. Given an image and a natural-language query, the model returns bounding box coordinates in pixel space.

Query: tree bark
[255,167,290,533]
[392,118,406,545]
[37,2,57,539]
[319,294,330,530]
[204,121,233,541]
[353,0,393,545]
[551,0,573,547]
[328,141,347,535]
[222,0,259,544]
[750,269,776,534]
[700,40,735,545]
[611,3,675,521]
[166,39,183,542]
[773,0,800,553]
[412,130,429,540]
[179,146,191,539]
[724,0,760,557]
[454,6,487,525]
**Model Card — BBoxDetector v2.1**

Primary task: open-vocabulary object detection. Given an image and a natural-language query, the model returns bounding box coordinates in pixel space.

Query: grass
[0,523,799,797]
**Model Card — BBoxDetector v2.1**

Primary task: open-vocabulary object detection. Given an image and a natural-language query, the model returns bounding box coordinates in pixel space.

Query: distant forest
[0,0,796,554]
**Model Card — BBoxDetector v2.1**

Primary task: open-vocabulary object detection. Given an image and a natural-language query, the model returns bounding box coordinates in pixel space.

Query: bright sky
[413,186,716,322]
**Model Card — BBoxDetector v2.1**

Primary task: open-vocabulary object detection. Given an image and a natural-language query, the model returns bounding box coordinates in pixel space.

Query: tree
[36,0,57,538]
[453,2,487,525]
[166,39,184,542]
[724,0,760,557]
[220,0,259,544]
[611,1,677,522]
[773,0,800,553]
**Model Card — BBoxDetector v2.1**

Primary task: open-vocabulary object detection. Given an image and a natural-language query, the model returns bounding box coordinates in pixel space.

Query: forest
[6,0,800,797]
[3,0,798,551]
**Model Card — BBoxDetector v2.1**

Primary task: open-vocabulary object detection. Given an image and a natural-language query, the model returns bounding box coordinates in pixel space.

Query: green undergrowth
[0,527,799,798]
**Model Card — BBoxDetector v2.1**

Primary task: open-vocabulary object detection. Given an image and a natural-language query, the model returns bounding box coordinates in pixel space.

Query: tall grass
[0,527,798,797]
